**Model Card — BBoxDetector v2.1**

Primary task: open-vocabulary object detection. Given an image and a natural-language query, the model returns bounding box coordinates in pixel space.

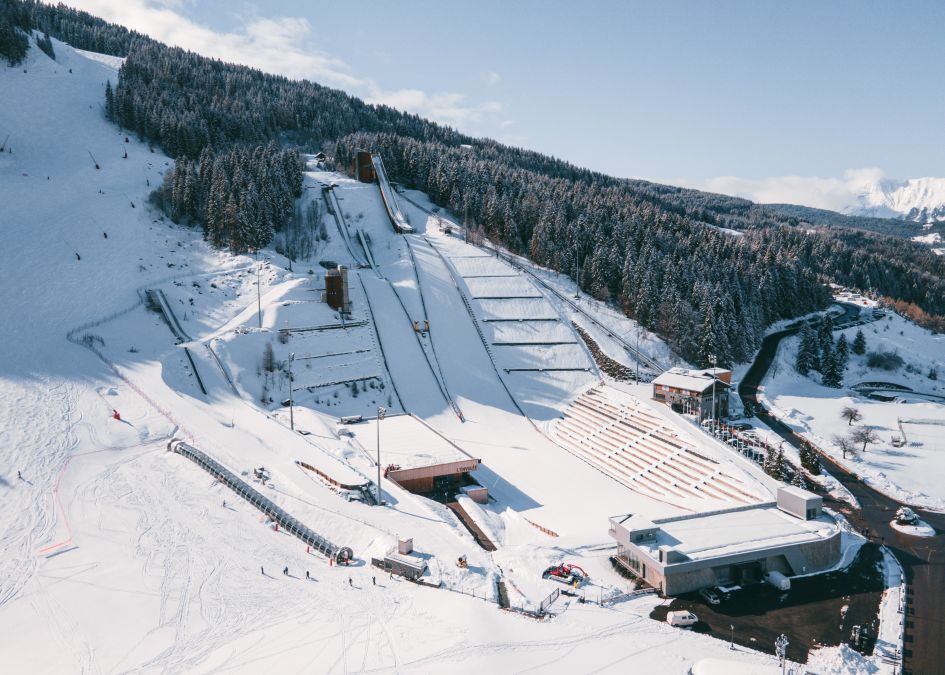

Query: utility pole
[376,406,386,505]
[573,240,580,300]
[775,633,789,675]
[730,623,735,650]
[708,353,717,421]
[256,250,263,329]
[636,327,642,385]
[288,353,295,431]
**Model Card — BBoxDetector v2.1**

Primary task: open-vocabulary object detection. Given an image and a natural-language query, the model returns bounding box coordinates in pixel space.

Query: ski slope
[0,38,891,674]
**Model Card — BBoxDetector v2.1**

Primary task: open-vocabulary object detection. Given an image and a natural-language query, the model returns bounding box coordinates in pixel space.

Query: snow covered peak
[845,175,945,223]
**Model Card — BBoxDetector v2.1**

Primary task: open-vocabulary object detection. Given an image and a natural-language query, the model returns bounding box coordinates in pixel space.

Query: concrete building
[609,486,840,596]
[652,367,731,420]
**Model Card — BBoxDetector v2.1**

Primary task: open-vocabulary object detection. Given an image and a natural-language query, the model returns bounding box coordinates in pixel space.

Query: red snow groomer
[542,563,588,586]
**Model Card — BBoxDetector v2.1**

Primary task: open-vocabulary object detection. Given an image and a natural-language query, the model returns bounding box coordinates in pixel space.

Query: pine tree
[819,314,834,350]
[852,329,866,355]
[791,470,806,489]
[796,324,817,376]
[836,334,849,372]
[262,342,275,373]
[774,447,785,481]
[37,31,55,60]
[104,81,114,119]
[763,446,775,476]
[821,346,842,388]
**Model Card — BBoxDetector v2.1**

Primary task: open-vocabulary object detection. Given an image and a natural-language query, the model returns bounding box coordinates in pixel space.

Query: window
[617,545,642,574]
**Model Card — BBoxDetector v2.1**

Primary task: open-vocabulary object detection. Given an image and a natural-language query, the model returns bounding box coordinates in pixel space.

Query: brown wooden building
[652,367,731,420]
[353,150,376,183]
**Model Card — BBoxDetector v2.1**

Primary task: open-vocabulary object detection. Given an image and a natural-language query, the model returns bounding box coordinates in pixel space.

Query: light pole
[376,406,386,505]
[730,623,735,650]
[288,353,295,431]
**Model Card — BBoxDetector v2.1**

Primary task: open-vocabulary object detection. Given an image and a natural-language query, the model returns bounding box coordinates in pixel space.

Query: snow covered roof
[613,514,658,532]
[777,485,819,502]
[346,413,477,470]
[652,368,729,393]
[639,504,837,562]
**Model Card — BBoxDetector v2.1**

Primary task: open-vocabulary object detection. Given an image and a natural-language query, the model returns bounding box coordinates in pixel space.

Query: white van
[764,571,791,591]
[666,610,699,627]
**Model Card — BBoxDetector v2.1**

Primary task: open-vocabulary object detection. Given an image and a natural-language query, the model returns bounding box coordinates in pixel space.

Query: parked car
[666,610,699,627]
[731,423,753,431]
[698,587,721,605]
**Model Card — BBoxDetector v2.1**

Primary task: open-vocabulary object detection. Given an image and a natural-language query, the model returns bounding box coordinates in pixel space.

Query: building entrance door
[734,561,763,586]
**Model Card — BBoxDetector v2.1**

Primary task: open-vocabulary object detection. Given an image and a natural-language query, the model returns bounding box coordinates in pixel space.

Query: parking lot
[649,544,885,663]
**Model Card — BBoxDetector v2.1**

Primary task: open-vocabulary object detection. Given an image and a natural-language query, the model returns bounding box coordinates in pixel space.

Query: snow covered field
[0,38,899,673]
[761,310,945,509]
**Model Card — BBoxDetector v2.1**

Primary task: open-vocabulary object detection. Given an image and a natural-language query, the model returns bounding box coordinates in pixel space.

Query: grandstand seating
[552,387,759,507]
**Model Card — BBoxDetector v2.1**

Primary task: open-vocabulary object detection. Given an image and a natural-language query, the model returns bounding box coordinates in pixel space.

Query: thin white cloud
[57,0,503,128]
[366,88,501,128]
[61,0,364,88]
[697,168,886,211]
[479,69,501,85]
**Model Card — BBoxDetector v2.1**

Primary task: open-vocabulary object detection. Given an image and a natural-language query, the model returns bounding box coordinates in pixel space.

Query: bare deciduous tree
[850,426,880,454]
[832,434,856,459]
[840,406,863,426]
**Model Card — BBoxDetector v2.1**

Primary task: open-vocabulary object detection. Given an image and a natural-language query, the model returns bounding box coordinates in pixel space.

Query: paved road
[738,304,945,675]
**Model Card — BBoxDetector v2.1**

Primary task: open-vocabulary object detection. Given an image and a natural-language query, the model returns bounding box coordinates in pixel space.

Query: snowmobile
[542,563,588,586]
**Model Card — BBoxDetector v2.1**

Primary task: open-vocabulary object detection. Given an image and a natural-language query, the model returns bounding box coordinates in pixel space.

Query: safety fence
[168,439,352,563]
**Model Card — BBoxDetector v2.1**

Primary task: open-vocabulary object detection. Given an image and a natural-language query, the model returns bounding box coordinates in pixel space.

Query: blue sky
[66,1,945,208]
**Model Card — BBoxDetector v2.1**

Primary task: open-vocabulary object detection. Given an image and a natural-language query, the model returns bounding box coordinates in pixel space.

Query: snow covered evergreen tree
[852,329,867,355]
[796,324,817,375]
[821,346,842,388]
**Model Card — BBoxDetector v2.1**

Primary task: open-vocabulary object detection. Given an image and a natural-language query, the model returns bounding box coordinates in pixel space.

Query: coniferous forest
[6,0,945,365]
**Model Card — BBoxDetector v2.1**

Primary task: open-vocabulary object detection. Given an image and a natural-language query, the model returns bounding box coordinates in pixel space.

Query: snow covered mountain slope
[1,36,893,674]
[845,176,945,223]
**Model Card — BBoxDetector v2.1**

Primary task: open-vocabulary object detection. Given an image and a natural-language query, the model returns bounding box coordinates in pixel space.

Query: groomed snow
[0,38,883,673]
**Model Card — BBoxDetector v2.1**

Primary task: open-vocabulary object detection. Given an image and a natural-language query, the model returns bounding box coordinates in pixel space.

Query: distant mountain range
[844,177,945,223]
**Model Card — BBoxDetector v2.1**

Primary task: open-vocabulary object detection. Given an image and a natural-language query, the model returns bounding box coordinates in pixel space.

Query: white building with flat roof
[609,486,840,595]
